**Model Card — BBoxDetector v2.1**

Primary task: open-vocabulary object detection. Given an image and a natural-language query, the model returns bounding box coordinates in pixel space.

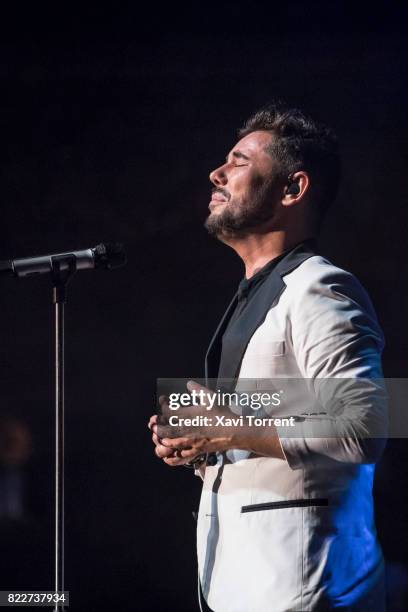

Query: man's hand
[148,381,234,466]
[148,380,285,466]
[148,413,191,466]
[148,391,209,466]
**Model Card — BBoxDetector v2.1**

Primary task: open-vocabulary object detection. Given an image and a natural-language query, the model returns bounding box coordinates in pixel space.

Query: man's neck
[224,230,314,279]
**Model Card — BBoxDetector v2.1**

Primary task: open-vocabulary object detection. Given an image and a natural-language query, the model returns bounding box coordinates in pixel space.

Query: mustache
[212,187,231,200]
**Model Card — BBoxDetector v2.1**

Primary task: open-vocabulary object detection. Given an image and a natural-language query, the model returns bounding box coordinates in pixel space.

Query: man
[149,103,387,611]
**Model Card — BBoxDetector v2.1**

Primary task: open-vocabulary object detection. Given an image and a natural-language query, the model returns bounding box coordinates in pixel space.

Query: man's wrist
[227,426,284,459]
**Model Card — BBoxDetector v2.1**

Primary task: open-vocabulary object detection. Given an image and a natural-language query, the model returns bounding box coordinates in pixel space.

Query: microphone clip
[51,253,77,304]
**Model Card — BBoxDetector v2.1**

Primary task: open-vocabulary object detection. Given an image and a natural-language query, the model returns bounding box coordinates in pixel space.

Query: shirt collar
[237,238,317,301]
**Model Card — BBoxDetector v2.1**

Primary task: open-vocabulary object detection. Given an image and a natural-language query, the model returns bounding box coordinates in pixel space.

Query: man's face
[205,130,284,239]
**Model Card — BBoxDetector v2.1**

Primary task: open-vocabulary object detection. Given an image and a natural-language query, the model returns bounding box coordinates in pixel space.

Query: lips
[209,198,228,212]
[211,193,228,202]
[209,190,230,210]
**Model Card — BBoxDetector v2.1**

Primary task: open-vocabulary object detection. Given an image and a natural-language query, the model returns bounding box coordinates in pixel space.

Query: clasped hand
[148,380,235,466]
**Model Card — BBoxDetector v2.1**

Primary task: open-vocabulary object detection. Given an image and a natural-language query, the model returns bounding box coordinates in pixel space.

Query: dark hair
[239,102,341,220]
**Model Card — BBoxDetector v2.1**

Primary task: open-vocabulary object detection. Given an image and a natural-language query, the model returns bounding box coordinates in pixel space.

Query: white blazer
[198,245,387,612]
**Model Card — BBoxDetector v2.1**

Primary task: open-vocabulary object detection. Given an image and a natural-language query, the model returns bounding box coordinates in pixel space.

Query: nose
[209,163,227,187]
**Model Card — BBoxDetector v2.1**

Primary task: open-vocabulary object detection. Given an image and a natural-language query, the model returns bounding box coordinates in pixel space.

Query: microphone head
[93,243,127,270]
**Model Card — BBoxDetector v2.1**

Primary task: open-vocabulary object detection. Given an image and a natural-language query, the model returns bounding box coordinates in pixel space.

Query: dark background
[0,2,407,611]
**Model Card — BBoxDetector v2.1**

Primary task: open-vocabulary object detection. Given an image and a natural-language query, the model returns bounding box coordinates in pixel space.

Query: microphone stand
[51,255,77,612]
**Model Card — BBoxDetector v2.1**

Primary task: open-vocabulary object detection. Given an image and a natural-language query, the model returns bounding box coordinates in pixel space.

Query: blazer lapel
[205,242,317,389]
[205,293,238,386]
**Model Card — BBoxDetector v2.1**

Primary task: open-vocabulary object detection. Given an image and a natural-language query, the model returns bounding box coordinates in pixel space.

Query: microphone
[0,243,126,278]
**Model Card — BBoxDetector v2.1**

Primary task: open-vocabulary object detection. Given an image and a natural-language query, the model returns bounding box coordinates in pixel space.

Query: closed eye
[226,150,251,165]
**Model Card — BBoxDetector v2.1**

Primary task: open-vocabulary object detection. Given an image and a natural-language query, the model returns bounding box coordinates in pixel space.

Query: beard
[205,179,278,239]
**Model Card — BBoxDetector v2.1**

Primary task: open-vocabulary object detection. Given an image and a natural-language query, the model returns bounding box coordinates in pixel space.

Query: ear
[281,171,310,207]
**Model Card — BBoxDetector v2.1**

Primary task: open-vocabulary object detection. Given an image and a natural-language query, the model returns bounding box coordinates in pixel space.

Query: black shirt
[217,252,286,382]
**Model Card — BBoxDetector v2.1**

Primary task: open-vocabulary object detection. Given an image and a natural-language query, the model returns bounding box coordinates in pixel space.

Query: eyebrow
[226,150,250,162]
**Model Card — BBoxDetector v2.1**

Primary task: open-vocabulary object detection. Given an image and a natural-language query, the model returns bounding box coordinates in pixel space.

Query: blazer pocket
[241,498,329,513]
[251,340,286,357]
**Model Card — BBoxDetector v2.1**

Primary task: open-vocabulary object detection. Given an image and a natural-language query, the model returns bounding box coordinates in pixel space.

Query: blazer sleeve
[278,265,387,470]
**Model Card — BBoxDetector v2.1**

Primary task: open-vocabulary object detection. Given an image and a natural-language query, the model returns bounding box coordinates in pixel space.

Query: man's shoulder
[284,254,363,293]
[282,254,378,320]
